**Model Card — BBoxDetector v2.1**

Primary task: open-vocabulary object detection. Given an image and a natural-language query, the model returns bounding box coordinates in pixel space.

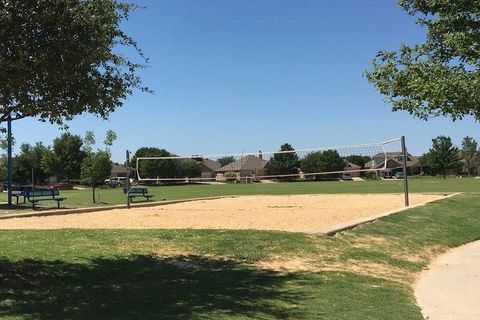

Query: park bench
[123,187,154,202]
[12,185,33,205]
[26,189,66,209]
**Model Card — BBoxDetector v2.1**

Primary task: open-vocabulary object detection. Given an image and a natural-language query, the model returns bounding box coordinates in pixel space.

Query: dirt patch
[255,257,413,284]
[0,194,449,232]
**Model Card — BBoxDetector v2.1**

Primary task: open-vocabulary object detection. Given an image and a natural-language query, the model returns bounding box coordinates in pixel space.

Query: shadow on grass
[0,255,303,319]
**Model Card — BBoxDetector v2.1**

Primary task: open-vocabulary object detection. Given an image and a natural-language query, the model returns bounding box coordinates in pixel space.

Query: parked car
[104,177,134,187]
[394,172,404,179]
[340,173,353,180]
[48,182,74,190]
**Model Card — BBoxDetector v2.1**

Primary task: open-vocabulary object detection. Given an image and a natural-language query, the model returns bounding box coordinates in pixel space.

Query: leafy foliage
[41,133,86,180]
[218,156,235,167]
[460,136,479,175]
[178,160,201,178]
[0,0,148,125]
[424,136,462,178]
[268,143,300,176]
[132,147,178,179]
[13,142,49,184]
[301,150,344,177]
[80,150,112,203]
[365,1,480,120]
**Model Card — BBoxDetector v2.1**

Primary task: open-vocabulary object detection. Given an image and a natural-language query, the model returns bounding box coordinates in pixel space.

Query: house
[198,159,221,179]
[343,160,361,177]
[215,155,269,181]
[110,164,127,178]
[365,152,419,177]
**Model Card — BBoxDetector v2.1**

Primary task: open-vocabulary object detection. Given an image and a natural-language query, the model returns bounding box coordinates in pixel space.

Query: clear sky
[9,0,479,162]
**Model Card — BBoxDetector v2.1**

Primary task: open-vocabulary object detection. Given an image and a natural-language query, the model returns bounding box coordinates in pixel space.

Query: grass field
[0,177,478,213]
[0,178,479,319]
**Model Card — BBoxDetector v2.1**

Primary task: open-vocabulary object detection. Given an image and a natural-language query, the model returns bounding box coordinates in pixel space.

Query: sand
[0,193,449,233]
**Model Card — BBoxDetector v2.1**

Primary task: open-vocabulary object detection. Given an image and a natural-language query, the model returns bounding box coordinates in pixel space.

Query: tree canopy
[0,0,147,125]
[301,150,344,178]
[42,133,86,180]
[461,136,479,175]
[365,1,480,121]
[268,143,300,176]
[424,136,462,178]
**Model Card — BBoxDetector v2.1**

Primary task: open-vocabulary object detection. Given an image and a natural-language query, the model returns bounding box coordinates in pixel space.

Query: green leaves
[365,1,480,120]
[0,0,148,124]
[424,136,462,178]
[268,143,300,176]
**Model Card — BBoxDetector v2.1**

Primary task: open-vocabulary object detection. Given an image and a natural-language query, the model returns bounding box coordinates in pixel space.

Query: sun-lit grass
[0,176,478,213]
[0,180,479,318]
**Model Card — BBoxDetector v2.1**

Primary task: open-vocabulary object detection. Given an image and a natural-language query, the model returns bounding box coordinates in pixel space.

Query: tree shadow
[0,255,304,319]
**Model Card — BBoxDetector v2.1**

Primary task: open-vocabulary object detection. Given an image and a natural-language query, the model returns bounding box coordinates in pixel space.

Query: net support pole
[126,150,131,209]
[401,136,409,206]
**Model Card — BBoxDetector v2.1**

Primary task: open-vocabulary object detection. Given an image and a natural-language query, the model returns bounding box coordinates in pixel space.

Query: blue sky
[11,0,479,161]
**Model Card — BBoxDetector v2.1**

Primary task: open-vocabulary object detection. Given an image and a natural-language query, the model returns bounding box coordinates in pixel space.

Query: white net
[135,138,403,183]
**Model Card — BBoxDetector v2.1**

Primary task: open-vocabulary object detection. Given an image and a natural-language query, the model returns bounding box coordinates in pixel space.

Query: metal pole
[126,150,130,209]
[7,117,12,206]
[401,136,409,206]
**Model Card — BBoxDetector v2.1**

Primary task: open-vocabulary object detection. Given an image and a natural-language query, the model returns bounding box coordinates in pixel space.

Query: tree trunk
[92,184,96,203]
[443,168,446,179]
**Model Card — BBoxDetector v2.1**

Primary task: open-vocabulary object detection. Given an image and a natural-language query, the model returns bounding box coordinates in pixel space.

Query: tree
[178,160,201,178]
[424,136,461,179]
[365,1,480,121]
[461,136,479,176]
[13,142,49,184]
[80,130,116,203]
[132,147,178,179]
[301,150,344,178]
[42,133,86,180]
[268,143,300,176]
[218,156,235,167]
[0,0,148,125]
[80,151,112,203]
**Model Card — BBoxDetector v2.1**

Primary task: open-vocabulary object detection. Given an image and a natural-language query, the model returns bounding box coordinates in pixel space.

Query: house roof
[111,164,127,174]
[344,160,361,169]
[202,159,221,171]
[365,153,420,169]
[216,155,268,172]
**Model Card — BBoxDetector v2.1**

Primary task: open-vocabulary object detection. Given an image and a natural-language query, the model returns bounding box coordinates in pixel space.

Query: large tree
[13,142,49,184]
[301,150,344,179]
[42,133,86,180]
[460,136,479,176]
[268,143,300,176]
[365,1,480,120]
[0,0,147,125]
[424,136,462,179]
[132,147,178,180]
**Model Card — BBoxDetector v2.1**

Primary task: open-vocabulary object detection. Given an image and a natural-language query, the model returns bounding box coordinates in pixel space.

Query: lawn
[0,176,478,213]
[0,178,479,319]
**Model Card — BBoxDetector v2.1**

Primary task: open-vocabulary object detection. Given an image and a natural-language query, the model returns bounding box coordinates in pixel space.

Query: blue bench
[12,185,33,205]
[26,189,66,209]
[123,187,154,202]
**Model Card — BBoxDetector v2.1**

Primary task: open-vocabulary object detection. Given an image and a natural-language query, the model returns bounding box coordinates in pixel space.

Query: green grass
[1,177,478,213]
[0,182,479,318]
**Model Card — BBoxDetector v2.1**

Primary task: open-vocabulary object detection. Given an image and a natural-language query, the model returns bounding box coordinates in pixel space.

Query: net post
[401,136,409,206]
[126,150,131,209]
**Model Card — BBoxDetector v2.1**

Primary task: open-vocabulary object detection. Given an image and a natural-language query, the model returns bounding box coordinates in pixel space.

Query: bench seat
[123,187,154,202]
[26,189,66,209]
